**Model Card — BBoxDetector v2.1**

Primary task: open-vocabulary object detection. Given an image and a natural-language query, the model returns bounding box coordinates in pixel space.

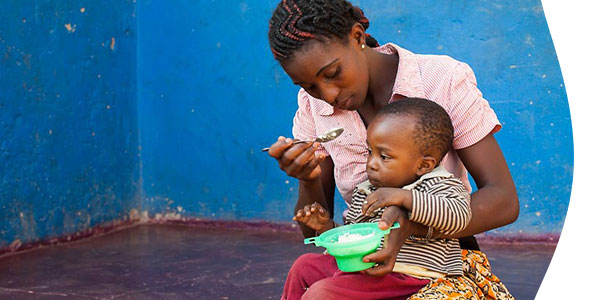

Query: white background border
[537,1,600,299]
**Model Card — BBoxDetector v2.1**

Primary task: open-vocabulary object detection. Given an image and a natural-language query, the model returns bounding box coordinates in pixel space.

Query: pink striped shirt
[292,43,501,204]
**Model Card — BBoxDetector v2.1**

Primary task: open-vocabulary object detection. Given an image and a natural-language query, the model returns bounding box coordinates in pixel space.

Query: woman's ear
[349,23,366,47]
[416,156,437,176]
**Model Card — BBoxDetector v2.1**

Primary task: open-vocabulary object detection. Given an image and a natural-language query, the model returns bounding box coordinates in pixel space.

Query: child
[282,98,472,300]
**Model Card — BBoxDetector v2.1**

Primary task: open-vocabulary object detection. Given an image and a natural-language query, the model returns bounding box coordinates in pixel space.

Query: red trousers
[282,253,429,300]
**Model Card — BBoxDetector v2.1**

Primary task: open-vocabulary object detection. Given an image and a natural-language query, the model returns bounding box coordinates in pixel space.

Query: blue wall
[1,0,572,247]
[137,0,572,236]
[137,0,299,221]
[0,0,140,248]
[378,1,573,236]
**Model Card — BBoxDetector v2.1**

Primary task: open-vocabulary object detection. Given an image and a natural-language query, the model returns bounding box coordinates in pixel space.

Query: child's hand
[362,188,412,218]
[293,202,333,233]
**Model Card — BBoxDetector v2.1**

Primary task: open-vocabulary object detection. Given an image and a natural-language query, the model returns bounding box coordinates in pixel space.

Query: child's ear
[416,156,437,176]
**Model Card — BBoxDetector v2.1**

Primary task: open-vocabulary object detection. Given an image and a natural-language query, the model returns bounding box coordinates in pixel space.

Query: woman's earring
[361,44,366,50]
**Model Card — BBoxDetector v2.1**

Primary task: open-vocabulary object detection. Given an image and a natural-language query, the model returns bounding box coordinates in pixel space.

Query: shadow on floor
[0,224,555,299]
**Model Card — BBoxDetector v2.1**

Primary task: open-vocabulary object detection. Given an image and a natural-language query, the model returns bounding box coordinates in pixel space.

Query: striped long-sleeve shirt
[345,166,471,277]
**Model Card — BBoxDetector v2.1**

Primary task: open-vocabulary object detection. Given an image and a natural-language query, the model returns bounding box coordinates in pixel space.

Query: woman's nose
[319,85,340,105]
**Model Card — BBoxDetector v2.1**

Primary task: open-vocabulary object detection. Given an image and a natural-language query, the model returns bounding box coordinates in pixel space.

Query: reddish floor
[0,224,555,299]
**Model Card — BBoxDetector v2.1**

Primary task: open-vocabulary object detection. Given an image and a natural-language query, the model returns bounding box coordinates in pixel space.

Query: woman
[266,0,519,299]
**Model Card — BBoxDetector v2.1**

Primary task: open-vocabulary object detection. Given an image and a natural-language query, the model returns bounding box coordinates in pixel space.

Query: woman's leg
[282,253,339,300]
[461,250,514,300]
[301,271,429,300]
[407,250,515,300]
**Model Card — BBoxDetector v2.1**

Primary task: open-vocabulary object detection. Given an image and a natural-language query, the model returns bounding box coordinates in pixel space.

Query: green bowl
[304,222,400,272]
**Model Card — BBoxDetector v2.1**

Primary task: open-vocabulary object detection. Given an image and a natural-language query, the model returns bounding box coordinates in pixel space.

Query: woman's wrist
[299,178,321,189]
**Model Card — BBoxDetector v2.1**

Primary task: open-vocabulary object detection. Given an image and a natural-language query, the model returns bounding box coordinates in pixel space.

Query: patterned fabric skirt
[408,250,515,300]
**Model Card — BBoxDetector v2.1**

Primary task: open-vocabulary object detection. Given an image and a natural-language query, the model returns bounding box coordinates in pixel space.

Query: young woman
[266,0,518,298]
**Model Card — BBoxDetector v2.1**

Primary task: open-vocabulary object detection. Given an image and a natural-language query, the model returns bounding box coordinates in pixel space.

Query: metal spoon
[262,127,344,152]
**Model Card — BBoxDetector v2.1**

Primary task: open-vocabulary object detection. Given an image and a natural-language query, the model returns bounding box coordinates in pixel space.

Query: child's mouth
[368,177,381,187]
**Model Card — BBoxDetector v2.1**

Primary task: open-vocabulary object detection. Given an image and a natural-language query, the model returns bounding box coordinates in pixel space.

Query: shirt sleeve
[446,62,502,149]
[291,89,328,156]
[409,178,472,235]
[292,89,316,141]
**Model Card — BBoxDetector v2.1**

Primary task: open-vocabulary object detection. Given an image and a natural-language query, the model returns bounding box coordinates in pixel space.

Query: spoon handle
[261,140,311,152]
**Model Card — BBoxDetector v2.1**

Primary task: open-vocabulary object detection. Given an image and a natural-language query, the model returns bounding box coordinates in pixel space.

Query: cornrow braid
[268,0,379,61]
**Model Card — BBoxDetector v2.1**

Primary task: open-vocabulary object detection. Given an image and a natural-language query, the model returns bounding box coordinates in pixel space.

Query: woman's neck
[358,48,399,125]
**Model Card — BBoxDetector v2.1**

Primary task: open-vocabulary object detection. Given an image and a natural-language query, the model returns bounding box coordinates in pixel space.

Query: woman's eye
[325,67,341,79]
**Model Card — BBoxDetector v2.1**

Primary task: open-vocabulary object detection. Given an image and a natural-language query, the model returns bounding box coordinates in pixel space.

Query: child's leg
[301,271,430,300]
[282,253,339,300]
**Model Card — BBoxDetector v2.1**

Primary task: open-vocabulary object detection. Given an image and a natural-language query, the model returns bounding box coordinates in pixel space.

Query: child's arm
[362,179,471,235]
[408,180,471,235]
[293,202,335,234]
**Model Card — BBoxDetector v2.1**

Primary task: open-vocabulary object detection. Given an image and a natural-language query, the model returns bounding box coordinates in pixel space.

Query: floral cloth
[408,250,514,300]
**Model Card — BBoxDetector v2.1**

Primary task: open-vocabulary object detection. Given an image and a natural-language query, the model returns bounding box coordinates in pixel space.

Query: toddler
[283,98,472,300]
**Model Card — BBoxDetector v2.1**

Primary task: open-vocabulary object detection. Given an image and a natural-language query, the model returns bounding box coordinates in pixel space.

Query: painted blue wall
[1,0,572,247]
[137,0,301,221]
[137,0,572,236]
[0,0,140,248]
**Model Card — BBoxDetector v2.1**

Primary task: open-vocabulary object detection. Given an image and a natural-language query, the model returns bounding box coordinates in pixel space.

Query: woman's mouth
[337,96,352,110]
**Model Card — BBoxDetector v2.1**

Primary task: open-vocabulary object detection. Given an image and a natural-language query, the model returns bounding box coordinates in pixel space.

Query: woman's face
[280,38,369,111]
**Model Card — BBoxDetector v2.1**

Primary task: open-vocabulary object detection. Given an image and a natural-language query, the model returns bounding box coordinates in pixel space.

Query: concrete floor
[0,224,555,300]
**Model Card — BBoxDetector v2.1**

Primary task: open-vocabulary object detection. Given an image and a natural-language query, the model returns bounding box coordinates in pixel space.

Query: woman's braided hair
[268,0,379,61]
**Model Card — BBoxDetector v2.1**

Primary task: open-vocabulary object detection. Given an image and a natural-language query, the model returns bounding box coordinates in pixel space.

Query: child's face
[366,115,424,188]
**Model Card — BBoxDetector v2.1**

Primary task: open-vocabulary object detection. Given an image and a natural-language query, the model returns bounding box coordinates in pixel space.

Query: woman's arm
[267,137,332,237]
[296,156,336,238]
[443,61,519,235]
[451,132,519,237]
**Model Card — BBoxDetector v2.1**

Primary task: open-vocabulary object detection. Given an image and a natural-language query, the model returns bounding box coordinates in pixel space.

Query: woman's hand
[361,188,412,220]
[267,136,326,182]
[361,206,426,276]
[293,202,334,233]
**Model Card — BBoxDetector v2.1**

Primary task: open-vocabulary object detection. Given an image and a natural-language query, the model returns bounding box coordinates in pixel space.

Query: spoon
[262,127,344,152]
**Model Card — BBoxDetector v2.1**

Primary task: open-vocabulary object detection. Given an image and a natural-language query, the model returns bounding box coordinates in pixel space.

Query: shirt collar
[314,99,335,116]
[382,43,427,100]
[401,166,453,190]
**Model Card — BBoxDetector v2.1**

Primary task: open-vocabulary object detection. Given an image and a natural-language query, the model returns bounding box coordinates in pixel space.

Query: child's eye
[380,154,389,160]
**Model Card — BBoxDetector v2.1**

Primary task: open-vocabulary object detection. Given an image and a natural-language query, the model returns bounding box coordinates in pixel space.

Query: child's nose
[367,159,378,171]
